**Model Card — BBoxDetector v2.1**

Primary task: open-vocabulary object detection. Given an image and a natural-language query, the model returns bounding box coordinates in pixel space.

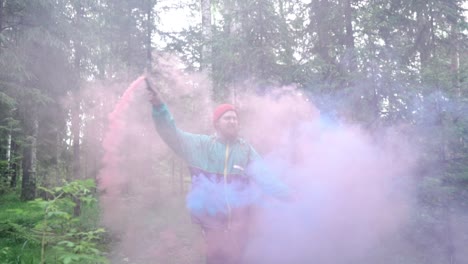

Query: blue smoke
[186,175,261,216]
[186,158,292,217]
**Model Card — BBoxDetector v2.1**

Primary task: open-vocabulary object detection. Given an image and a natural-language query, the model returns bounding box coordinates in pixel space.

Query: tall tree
[21,110,38,200]
[0,92,16,188]
[145,0,155,68]
[71,0,83,182]
[201,0,212,74]
[342,0,356,73]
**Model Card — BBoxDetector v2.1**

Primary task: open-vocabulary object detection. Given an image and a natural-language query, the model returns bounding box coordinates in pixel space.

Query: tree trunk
[201,0,214,101]
[3,129,11,187]
[10,139,17,188]
[201,0,212,74]
[126,6,133,74]
[343,0,356,72]
[71,103,81,180]
[220,0,235,102]
[310,0,336,83]
[313,0,332,65]
[222,0,232,35]
[146,0,153,69]
[71,101,82,216]
[6,131,11,163]
[450,23,460,96]
[51,128,60,187]
[343,0,354,50]
[72,1,83,216]
[416,7,432,75]
[72,2,83,182]
[21,117,38,201]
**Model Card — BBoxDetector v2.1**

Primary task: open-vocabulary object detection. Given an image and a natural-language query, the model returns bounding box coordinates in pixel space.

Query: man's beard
[224,127,238,139]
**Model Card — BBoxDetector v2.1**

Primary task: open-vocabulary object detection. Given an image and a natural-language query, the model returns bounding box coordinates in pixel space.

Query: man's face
[215,110,239,140]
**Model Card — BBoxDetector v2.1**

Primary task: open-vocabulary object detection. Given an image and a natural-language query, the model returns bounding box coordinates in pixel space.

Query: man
[145,78,290,264]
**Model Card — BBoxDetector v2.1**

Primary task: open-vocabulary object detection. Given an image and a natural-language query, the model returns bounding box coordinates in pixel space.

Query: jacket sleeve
[246,146,291,200]
[152,104,208,163]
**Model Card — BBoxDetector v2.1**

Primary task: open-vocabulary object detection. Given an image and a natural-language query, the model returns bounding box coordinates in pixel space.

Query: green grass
[0,192,43,225]
[0,190,107,264]
[0,191,43,264]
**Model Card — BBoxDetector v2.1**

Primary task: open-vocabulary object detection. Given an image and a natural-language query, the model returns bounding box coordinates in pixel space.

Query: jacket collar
[214,133,240,144]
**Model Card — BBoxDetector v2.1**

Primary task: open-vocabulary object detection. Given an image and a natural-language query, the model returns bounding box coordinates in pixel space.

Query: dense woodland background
[0,0,467,263]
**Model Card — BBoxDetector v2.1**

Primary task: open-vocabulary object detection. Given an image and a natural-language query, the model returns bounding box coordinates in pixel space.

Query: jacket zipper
[223,143,231,230]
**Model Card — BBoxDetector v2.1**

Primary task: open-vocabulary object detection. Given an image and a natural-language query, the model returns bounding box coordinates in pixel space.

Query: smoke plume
[95,57,417,263]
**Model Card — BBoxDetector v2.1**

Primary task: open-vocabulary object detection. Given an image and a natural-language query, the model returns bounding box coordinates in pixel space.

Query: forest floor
[106,194,205,264]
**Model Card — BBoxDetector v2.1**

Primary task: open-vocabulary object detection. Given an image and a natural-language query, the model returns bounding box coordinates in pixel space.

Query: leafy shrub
[0,179,108,264]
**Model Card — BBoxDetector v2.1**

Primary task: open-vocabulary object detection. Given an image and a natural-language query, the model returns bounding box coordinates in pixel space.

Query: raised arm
[147,78,209,163]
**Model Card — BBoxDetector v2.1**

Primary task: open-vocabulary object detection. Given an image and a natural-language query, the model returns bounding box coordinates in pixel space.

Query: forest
[0,0,467,263]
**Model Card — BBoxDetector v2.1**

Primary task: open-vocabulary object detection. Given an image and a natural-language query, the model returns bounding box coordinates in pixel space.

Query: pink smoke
[238,90,415,263]
[95,71,416,263]
[99,76,146,195]
[96,73,206,263]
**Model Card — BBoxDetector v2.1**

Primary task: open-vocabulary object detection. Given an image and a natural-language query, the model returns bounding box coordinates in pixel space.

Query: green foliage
[33,179,107,263]
[0,192,44,263]
[52,228,107,264]
[0,180,108,264]
[0,160,11,194]
[0,92,16,111]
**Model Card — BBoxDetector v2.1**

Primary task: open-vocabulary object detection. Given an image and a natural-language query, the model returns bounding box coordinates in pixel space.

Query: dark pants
[193,208,251,264]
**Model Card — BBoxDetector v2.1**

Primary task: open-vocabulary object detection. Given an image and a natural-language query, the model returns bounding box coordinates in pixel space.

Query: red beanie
[213,104,236,124]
